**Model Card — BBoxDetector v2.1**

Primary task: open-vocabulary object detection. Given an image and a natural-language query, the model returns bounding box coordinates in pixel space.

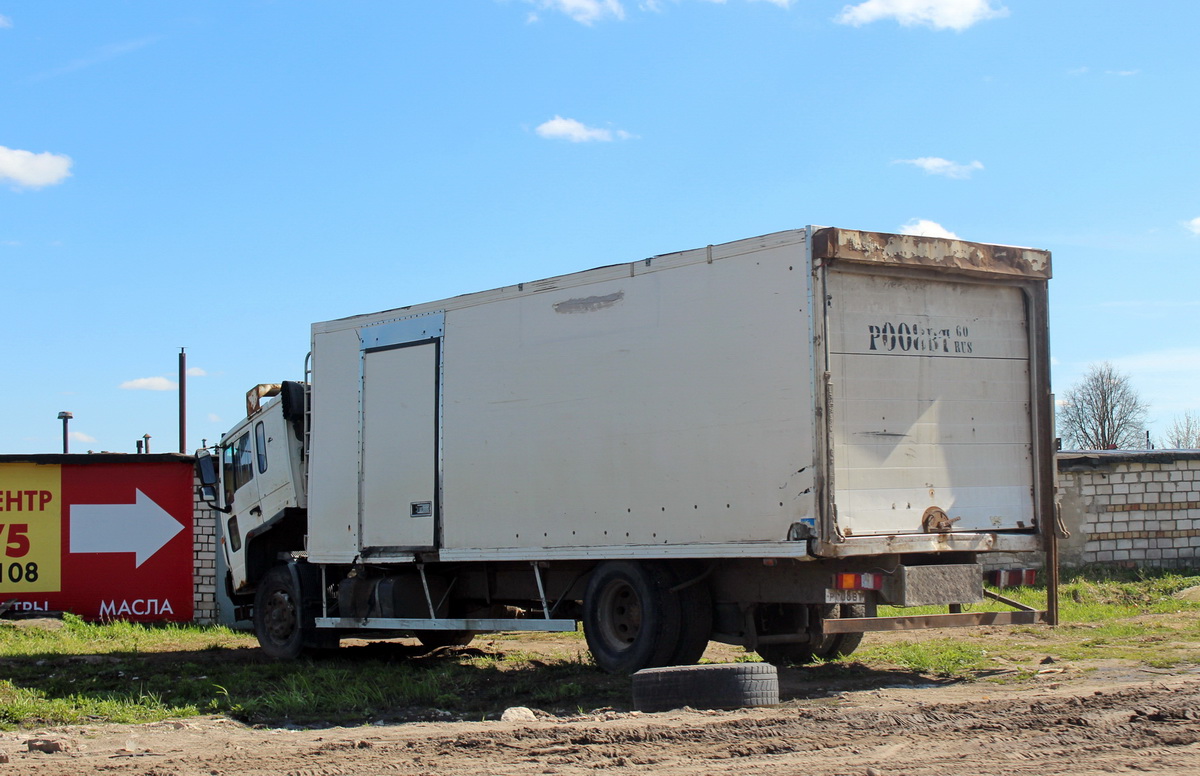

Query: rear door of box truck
[812,228,1053,546]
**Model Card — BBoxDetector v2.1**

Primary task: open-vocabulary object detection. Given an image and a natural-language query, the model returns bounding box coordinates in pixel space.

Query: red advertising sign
[0,457,194,622]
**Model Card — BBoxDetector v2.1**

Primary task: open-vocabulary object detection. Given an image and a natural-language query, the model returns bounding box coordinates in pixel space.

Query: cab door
[222,427,262,521]
[221,425,262,585]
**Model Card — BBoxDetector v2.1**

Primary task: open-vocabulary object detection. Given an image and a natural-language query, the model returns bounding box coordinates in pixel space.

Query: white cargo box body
[305,228,1052,564]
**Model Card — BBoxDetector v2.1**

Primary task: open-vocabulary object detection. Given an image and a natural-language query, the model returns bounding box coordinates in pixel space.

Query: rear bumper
[823,609,1051,633]
[823,589,1050,634]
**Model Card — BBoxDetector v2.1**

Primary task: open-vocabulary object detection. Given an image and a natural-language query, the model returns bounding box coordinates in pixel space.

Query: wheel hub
[264,590,298,643]
[597,580,642,651]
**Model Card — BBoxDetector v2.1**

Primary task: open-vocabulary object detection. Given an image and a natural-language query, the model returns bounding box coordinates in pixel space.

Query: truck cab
[197,382,308,597]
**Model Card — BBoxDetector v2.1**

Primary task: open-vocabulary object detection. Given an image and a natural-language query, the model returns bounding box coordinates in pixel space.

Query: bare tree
[1058,362,1149,449]
[1163,411,1200,449]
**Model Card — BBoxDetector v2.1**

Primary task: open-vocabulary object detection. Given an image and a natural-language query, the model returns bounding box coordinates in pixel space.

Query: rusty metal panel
[811,227,1051,280]
[826,269,1036,537]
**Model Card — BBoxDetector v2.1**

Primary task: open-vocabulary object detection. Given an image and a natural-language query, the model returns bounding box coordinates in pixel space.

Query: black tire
[756,603,869,665]
[827,603,867,657]
[632,663,779,712]
[254,565,305,660]
[667,570,713,666]
[583,561,682,674]
[415,630,476,650]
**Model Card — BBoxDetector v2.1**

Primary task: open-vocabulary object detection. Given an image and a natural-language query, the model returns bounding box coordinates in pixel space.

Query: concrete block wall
[192,476,219,624]
[1057,451,1200,569]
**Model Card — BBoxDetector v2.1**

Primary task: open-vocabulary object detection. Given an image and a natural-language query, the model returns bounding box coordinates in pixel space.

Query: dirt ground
[4,633,1200,776]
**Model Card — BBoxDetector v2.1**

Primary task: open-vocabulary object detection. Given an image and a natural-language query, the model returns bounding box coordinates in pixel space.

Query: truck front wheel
[254,565,305,659]
[583,561,682,674]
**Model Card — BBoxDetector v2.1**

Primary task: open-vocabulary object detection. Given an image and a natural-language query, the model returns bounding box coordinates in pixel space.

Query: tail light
[989,568,1037,587]
[833,572,884,591]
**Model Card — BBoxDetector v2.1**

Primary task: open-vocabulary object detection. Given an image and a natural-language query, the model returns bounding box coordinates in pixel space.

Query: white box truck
[197,226,1058,673]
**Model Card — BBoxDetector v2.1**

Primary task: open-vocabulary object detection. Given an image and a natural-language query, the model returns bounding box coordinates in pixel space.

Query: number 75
[0,524,30,558]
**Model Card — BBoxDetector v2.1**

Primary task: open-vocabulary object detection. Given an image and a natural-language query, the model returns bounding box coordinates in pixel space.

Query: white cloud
[120,376,178,391]
[207,413,222,423]
[525,0,626,25]
[1184,217,1200,236]
[186,366,207,377]
[1106,69,1139,77]
[835,0,1008,31]
[894,156,983,179]
[0,145,73,189]
[70,431,97,444]
[899,219,960,239]
[535,115,633,142]
[529,0,789,23]
[0,15,12,28]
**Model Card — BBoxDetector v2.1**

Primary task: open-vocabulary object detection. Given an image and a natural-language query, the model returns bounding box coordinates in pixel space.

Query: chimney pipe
[57,411,73,454]
[179,347,187,454]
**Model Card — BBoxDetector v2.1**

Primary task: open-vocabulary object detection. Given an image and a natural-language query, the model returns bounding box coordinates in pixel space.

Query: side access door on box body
[810,228,1053,552]
[359,338,439,549]
[307,314,443,559]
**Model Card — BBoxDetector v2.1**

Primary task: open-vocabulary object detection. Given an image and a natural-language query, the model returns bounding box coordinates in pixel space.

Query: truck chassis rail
[315,617,577,632]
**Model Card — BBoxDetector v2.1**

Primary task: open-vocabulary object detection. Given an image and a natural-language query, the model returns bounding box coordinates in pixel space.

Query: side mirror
[195,450,230,513]
[196,451,219,487]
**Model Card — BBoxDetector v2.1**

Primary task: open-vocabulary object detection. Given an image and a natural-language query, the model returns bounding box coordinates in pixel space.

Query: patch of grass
[879,567,1200,624]
[864,567,1200,679]
[853,640,989,678]
[1,567,1198,727]
[0,679,190,726]
[0,621,624,729]
[0,613,251,657]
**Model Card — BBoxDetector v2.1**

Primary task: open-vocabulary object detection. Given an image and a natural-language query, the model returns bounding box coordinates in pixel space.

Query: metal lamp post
[57,411,73,454]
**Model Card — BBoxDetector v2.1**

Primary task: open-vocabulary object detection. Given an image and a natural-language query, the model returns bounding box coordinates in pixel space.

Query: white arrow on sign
[70,489,186,567]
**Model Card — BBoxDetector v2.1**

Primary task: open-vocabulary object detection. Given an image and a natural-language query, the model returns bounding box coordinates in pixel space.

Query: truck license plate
[825,588,866,604]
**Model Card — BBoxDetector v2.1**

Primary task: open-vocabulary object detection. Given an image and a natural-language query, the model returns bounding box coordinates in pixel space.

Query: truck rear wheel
[668,570,713,665]
[583,561,682,674]
[755,603,868,665]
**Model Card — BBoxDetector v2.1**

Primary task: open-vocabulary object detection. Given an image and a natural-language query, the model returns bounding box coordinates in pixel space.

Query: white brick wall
[191,475,219,624]
[1058,451,1200,569]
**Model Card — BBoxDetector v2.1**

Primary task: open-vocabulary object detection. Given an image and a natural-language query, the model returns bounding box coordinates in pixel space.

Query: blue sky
[1,0,1197,454]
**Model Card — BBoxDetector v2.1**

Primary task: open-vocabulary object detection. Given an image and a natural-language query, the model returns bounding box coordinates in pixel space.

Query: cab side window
[223,432,255,507]
[255,421,268,474]
[233,432,255,490]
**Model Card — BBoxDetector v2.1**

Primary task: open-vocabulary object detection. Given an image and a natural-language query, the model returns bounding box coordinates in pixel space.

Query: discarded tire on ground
[631,663,779,713]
